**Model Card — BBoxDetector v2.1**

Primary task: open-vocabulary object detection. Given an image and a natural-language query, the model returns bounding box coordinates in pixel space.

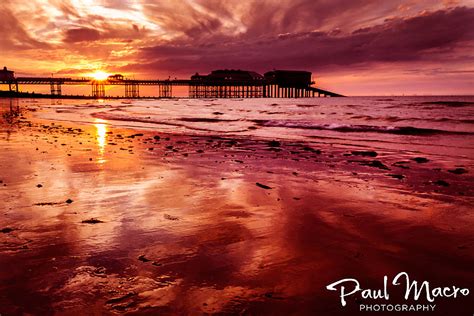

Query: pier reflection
[0,98,20,125]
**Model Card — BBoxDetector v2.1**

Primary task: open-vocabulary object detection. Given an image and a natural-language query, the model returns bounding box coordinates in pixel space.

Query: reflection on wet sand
[0,100,473,315]
[94,118,107,163]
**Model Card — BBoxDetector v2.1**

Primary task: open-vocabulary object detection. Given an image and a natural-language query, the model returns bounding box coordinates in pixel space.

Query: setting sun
[90,71,110,81]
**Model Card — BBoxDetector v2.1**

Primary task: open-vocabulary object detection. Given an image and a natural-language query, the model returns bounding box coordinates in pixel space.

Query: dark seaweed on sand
[256,182,272,189]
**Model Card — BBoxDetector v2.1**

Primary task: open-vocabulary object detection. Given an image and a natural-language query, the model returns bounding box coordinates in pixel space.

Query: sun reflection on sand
[94,118,107,162]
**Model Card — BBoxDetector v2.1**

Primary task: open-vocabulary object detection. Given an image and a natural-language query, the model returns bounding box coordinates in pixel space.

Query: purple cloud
[64,28,101,43]
[124,7,474,76]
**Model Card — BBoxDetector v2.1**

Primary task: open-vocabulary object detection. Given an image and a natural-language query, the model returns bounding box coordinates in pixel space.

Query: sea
[2,96,474,160]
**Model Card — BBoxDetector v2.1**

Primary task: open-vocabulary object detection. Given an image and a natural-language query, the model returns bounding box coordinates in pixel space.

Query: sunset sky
[1,0,473,95]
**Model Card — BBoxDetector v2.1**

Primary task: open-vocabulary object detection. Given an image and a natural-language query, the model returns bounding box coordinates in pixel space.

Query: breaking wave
[421,101,474,107]
[253,120,472,135]
[91,112,247,133]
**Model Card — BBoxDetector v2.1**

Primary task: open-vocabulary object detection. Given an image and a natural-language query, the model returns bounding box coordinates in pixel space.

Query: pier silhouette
[0,67,344,98]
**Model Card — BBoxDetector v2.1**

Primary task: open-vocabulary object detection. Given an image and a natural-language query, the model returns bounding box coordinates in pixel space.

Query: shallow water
[16,96,474,159]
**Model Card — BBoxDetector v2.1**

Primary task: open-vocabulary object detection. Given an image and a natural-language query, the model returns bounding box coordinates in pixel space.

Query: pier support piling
[125,83,139,98]
[92,82,105,98]
[8,81,19,93]
[158,83,172,98]
[50,82,62,96]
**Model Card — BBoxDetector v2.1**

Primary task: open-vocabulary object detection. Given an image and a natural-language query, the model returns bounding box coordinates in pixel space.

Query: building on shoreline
[0,67,15,81]
[191,69,264,82]
[264,70,313,88]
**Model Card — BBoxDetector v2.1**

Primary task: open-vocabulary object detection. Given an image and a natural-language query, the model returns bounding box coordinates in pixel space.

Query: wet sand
[1,101,473,315]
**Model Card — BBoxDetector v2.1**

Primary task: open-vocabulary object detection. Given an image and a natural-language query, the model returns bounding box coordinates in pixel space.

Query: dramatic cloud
[0,0,473,95]
[129,7,474,75]
[0,4,50,50]
[64,28,101,43]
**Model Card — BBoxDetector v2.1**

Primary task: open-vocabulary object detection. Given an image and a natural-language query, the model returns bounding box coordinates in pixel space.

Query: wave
[426,118,474,124]
[350,115,474,124]
[253,120,472,135]
[179,117,239,123]
[92,112,184,127]
[296,104,318,108]
[90,112,247,133]
[421,101,474,107]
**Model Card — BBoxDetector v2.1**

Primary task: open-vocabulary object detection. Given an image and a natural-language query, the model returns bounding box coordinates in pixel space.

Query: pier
[0,67,344,98]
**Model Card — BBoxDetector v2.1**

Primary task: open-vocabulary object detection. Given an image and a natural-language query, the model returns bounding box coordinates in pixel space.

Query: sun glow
[90,71,111,81]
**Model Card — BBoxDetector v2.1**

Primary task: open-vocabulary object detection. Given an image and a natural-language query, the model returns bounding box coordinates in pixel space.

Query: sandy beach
[1,97,473,315]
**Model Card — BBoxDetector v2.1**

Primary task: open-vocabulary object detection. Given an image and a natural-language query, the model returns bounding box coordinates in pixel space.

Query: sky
[1,0,474,95]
